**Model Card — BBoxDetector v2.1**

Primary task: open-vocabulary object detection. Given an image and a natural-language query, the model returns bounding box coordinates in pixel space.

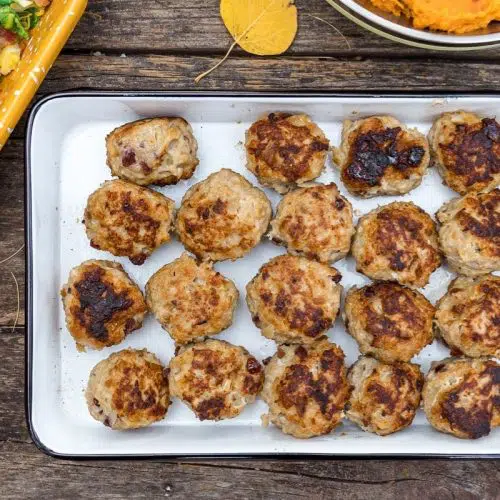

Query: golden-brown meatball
[245,113,329,193]
[86,349,170,430]
[437,189,500,276]
[332,115,430,198]
[106,117,199,186]
[422,357,499,439]
[61,259,147,352]
[84,179,175,265]
[268,183,354,263]
[261,341,350,438]
[434,275,500,358]
[428,111,500,195]
[168,339,263,421]
[347,356,424,436]
[246,255,342,344]
[176,169,271,261]
[145,252,239,344]
[344,282,435,363]
[352,201,441,288]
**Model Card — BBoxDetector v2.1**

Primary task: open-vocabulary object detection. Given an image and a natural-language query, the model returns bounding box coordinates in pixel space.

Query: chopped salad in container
[0,0,49,76]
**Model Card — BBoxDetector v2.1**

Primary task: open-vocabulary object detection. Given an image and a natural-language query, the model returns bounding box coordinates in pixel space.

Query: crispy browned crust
[423,357,500,439]
[456,190,500,243]
[61,260,147,351]
[347,356,424,436]
[246,254,342,344]
[262,340,350,438]
[344,282,435,362]
[269,182,354,263]
[86,349,170,429]
[106,117,199,186]
[437,189,500,276]
[429,112,500,195]
[176,169,271,261]
[168,339,263,421]
[435,275,500,358]
[352,202,441,288]
[145,253,238,344]
[84,179,175,265]
[335,116,429,197]
[245,113,329,192]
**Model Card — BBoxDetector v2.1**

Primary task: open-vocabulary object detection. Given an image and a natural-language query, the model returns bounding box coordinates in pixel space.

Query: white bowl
[326,0,500,50]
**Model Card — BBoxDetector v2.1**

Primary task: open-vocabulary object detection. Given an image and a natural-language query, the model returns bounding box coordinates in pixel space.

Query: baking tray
[26,92,500,459]
[0,0,87,150]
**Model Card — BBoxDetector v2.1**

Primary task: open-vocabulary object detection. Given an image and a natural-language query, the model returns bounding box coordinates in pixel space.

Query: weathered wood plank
[65,0,500,60]
[40,54,500,92]
[0,139,25,327]
[1,440,499,499]
[0,328,28,443]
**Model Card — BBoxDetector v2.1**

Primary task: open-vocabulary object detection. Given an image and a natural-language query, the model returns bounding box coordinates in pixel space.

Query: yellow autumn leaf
[220,0,298,56]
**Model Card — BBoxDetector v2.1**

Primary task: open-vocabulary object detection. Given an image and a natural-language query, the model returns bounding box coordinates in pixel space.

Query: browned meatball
[344,282,435,363]
[422,357,499,439]
[333,115,430,198]
[245,113,329,193]
[246,255,342,344]
[61,259,147,351]
[428,111,500,195]
[168,339,264,421]
[347,356,424,436]
[176,169,271,261]
[262,341,350,438]
[352,201,441,288]
[84,179,175,265]
[106,117,199,186]
[437,189,500,276]
[86,349,170,430]
[434,275,500,358]
[145,252,238,344]
[268,182,354,263]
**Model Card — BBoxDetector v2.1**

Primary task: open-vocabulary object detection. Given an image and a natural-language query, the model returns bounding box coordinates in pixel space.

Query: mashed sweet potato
[370,0,500,34]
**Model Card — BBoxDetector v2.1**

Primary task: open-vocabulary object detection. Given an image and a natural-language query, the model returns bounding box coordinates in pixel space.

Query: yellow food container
[0,0,87,149]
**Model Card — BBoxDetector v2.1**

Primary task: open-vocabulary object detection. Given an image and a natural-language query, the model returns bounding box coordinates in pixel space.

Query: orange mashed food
[370,0,500,34]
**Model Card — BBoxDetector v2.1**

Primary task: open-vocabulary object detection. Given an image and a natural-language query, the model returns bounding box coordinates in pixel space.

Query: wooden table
[1,1,499,497]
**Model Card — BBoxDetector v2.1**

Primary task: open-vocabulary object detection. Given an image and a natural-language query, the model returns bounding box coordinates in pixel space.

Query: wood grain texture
[37,54,500,92]
[65,0,500,60]
[0,139,25,326]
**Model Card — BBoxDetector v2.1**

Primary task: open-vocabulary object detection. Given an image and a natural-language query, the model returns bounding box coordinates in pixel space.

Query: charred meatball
[261,340,350,438]
[268,182,354,263]
[168,339,263,421]
[347,356,424,436]
[176,169,271,261]
[245,113,329,193]
[145,252,239,344]
[84,179,175,265]
[246,255,342,344]
[332,115,430,198]
[437,189,500,276]
[86,348,170,430]
[344,282,435,363]
[352,201,441,288]
[422,357,499,439]
[428,111,500,195]
[106,117,199,186]
[435,275,500,358]
[61,259,147,351]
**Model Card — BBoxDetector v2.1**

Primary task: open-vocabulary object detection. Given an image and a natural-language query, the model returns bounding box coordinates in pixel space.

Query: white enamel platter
[26,93,500,458]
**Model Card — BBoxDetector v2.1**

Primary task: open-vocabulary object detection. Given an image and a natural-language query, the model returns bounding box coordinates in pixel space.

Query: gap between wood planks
[60,46,500,63]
